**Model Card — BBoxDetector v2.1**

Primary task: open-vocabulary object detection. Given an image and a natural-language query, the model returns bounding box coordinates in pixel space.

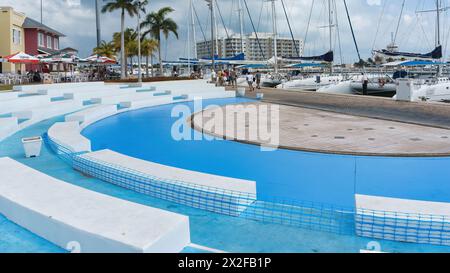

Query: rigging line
[416,15,431,49]
[193,5,208,43]
[228,0,234,29]
[343,0,361,62]
[334,0,343,65]
[243,0,266,59]
[281,0,300,57]
[393,0,406,44]
[303,0,315,53]
[214,0,230,39]
[371,0,387,51]
[256,0,264,32]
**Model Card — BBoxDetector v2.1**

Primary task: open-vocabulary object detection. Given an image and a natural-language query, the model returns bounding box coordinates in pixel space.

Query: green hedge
[0,85,13,91]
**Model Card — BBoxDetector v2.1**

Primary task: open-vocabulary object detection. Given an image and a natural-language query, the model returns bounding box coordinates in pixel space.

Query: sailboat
[372,0,443,63]
[277,0,344,91]
[260,0,285,88]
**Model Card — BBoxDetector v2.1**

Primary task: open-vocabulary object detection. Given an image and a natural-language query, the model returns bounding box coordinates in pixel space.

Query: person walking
[362,73,369,95]
[230,68,237,88]
[255,70,262,89]
[246,73,254,92]
[211,70,217,84]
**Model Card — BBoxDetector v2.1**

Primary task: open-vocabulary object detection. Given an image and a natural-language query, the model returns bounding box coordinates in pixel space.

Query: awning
[285,63,326,68]
[4,52,40,64]
[235,64,269,69]
[382,60,447,67]
[85,55,117,64]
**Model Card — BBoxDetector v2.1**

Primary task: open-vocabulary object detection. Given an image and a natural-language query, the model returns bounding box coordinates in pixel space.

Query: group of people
[245,71,262,92]
[210,69,264,92]
[211,69,238,87]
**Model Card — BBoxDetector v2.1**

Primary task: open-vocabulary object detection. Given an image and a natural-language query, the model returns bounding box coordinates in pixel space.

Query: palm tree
[141,38,159,77]
[102,0,139,79]
[112,28,137,76]
[93,40,116,59]
[141,7,179,75]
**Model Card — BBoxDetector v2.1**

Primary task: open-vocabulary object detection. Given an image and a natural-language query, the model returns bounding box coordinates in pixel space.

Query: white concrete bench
[63,88,137,101]
[65,105,117,126]
[187,91,236,100]
[0,92,19,101]
[0,117,19,141]
[76,150,256,215]
[14,82,106,92]
[12,100,84,121]
[91,91,157,105]
[48,122,91,153]
[119,97,174,110]
[0,157,190,253]
[0,95,51,115]
[355,194,450,246]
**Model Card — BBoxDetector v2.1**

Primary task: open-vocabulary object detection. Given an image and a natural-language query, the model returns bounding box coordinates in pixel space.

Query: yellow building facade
[0,6,26,73]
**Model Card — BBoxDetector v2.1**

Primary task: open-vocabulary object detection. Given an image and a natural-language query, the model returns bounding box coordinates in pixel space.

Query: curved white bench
[119,97,173,110]
[91,91,157,105]
[12,100,84,121]
[0,117,19,141]
[0,92,18,101]
[355,194,450,246]
[0,95,51,115]
[75,150,256,215]
[64,89,134,101]
[0,157,190,253]
[14,82,105,92]
[65,105,117,127]
[48,122,91,153]
[188,91,236,100]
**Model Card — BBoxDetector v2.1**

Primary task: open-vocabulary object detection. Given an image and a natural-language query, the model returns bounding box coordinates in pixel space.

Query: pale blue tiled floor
[1,102,450,253]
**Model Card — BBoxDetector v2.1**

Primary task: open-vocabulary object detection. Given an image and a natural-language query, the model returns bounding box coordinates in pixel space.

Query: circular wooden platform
[191,102,450,157]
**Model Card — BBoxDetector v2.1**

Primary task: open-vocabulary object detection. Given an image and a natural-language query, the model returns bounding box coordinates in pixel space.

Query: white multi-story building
[196,33,303,61]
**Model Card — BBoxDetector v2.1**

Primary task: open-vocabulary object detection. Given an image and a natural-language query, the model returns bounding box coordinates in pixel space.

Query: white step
[0,157,190,253]
[65,105,117,126]
[0,92,19,101]
[48,122,91,153]
[0,117,19,141]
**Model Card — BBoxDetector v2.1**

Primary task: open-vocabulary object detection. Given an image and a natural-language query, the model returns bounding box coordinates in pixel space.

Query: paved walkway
[193,102,450,156]
[228,87,450,129]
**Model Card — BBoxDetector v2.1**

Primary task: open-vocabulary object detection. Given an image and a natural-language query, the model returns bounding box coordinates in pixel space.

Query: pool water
[83,98,450,208]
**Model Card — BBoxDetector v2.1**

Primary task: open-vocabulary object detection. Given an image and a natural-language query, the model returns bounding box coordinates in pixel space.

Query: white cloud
[1,0,445,62]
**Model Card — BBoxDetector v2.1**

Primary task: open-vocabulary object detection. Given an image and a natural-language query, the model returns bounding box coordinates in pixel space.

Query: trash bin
[22,136,43,158]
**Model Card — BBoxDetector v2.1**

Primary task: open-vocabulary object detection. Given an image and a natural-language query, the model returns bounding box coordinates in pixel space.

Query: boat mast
[270,0,278,74]
[191,0,197,59]
[188,0,192,75]
[436,0,442,75]
[328,0,333,73]
[436,0,441,47]
[213,1,219,57]
[238,0,245,54]
[206,0,216,70]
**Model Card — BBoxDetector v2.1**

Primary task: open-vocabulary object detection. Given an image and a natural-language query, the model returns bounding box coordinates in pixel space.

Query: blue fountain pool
[1,97,450,253]
[83,97,450,209]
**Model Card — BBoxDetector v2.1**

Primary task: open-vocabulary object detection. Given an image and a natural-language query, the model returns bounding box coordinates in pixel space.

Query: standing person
[230,68,237,88]
[246,73,254,92]
[362,73,369,95]
[211,70,217,84]
[218,70,224,86]
[255,70,262,89]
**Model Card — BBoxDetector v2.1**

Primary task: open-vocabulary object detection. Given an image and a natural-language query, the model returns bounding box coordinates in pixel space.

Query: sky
[3,0,450,63]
